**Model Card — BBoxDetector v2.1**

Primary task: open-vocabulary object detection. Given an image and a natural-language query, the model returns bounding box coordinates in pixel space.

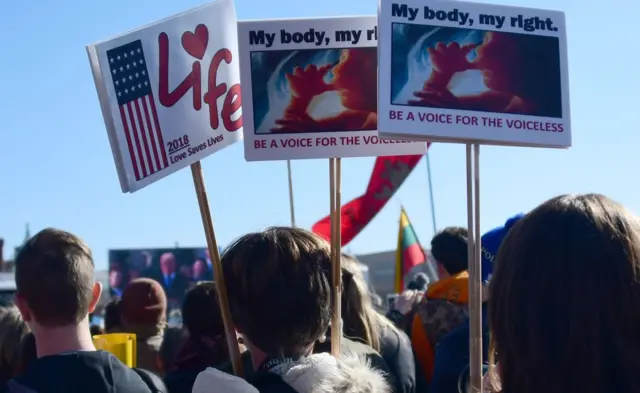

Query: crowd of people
[0,193,639,393]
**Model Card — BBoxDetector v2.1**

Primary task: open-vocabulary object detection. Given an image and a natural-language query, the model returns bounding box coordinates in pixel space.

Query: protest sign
[87,0,243,192]
[238,16,427,161]
[88,0,244,376]
[377,0,570,148]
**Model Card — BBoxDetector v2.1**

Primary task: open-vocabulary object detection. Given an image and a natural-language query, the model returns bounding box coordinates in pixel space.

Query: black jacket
[4,351,153,393]
[164,351,254,393]
[379,326,416,393]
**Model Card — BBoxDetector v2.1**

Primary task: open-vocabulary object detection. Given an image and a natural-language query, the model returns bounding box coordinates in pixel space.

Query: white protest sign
[87,0,243,193]
[377,0,571,148]
[238,16,427,161]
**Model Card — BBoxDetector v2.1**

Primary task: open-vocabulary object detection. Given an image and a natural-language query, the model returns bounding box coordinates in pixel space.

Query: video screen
[108,246,220,309]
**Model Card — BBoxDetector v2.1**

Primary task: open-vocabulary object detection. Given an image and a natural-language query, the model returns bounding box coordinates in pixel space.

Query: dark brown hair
[182,281,224,337]
[0,307,30,384]
[15,228,95,327]
[489,194,640,393]
[159,326,186,373]
[430,226,468,275]
[222,227,332,358]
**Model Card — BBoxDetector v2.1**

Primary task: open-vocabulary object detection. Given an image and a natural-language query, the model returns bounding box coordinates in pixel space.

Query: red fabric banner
[312,147,429,246]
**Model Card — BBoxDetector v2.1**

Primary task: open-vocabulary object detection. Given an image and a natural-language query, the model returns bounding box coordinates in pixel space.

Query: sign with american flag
[87,0,243,193]
[107,40,169,182]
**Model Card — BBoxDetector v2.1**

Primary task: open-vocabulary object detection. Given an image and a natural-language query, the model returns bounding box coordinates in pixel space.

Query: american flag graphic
[107,40,169,181]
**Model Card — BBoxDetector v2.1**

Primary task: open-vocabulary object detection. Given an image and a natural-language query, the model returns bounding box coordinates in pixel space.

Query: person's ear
[14,293,32,323]
[88,282,102,313]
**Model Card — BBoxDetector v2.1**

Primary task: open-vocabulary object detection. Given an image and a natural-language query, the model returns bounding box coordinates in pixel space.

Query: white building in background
[0,273,17,306]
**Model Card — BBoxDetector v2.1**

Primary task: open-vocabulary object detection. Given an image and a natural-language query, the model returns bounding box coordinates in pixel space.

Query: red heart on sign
[181,24,209,60]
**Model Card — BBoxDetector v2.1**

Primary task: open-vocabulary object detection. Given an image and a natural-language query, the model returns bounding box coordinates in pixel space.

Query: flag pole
[403,205,438,282]
[426,152,437,234]
[287,160,296,227]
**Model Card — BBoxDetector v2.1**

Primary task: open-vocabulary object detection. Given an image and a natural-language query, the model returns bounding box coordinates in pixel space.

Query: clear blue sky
[0,0,636,271]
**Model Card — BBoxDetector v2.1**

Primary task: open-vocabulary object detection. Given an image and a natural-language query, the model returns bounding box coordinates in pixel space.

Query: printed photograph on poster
[238,16,427,161]
[390,25,562,119]
[251,47,378,135]
[87,0,243,193]
[377,0,571,148]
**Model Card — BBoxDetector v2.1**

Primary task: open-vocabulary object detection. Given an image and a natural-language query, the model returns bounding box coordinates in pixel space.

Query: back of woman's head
[182,281,224,338]
[341,254,379,351]
[342,254,398,352]
[489,194,640,393]
[222,227,332,358]
[0,306,30,384]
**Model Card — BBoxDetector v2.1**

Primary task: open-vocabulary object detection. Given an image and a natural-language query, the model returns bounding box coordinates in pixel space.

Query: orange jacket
[411,271,469,382]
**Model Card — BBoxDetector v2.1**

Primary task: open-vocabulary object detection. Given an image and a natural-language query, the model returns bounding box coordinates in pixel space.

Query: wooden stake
[465,144,483,392]
[329,158,343,356]
[190,161,243,376]
[287,160,296,227]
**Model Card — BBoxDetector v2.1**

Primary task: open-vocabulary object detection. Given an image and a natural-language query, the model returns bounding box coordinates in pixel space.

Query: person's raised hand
[393,290,424,315]
[428,41,478,74]
[286,63,335,99]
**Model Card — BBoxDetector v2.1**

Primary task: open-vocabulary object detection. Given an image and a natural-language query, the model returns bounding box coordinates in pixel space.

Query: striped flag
[395,207,427,293]
[107,40,169,181]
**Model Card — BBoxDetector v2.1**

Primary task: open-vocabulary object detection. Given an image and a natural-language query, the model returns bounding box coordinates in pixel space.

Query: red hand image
[287,64,335,99]
[428,42,478,75]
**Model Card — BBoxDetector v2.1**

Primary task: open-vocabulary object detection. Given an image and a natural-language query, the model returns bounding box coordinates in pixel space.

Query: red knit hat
[120,278,167,324]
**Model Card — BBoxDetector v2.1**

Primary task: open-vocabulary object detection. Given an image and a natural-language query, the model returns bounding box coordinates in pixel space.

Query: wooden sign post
[465,144,482,391]
[329,158,343,356]
[191,162,243,376]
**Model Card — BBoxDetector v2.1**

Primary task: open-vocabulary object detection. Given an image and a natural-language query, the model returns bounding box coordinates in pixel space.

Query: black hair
[430,227,468,275]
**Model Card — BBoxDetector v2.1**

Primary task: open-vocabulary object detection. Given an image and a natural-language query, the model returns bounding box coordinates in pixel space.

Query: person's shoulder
[132,368,167,392]
[341,337,391,374]
[193,368,258,393]
[416,298,467,325]
[341,336,377,355]
[95,351,162,387]
[164,369,201,393]
[4,380,38,393]
[214,350,254,380]
[380,323,413,353]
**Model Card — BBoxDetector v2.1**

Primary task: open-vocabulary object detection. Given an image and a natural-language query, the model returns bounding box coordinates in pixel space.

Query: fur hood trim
[272,352,390,393]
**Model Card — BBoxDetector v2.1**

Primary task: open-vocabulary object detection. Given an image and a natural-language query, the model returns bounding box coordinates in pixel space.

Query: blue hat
[481,214,524,282]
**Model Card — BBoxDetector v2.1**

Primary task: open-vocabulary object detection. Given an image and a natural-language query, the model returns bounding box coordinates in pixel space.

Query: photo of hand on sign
[251,47,378,134]
[391,25,563,118]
